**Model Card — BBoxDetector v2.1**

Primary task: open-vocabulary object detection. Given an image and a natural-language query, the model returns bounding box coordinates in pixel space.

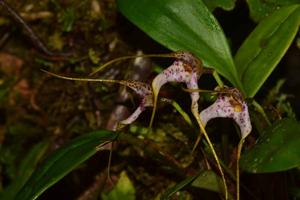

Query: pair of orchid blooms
[44,51,252,200]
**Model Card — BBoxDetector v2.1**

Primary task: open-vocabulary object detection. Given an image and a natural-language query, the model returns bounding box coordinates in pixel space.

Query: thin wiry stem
[182,88,216,93]
[193,111,228,200]
[42,69,150,94]
[236,139,245,200]
[89,53,176,76]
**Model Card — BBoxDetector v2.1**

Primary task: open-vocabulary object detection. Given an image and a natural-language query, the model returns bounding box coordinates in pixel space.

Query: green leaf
[191,170,222,193]
[247,0,300,22]
[161,175,198,200]
[191,170,234,199]
[240,118,300,173]
[15,130,117,200]
[203,0,236,11]
[161,170,231,199]
[0,141,49,200]
[117,0,243,90]
[102,171,135,200]
[234,5,300,97]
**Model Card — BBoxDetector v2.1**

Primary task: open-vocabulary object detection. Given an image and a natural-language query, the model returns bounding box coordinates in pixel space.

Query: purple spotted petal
[120,80,153,97]
[118,81,153,125]
[152,52,202,93]
[174,51,202,68]
[152,60,191,91]
[120,105,144,125]
[152,52,202,108]
[150,52,203,128]
[200,88,252,139]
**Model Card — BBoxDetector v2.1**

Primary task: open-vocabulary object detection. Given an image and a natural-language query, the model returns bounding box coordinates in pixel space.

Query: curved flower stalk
[199,87,252,200]
[41,70,153,128]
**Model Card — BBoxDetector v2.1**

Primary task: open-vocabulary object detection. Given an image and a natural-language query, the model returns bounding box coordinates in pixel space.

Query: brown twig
[0,0,72,60]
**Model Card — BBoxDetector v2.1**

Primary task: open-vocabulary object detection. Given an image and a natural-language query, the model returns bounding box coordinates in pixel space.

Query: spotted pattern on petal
[200,88,252,139]
[118,81,153,126]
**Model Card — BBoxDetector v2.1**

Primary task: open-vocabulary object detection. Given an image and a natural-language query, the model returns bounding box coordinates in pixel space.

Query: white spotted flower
[200,87,252,139]
[151,51,204,126]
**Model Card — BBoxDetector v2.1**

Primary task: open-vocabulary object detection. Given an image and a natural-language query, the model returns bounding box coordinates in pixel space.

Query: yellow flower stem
[192,111,228,200]
[237,139,245,200]
[213,70,224,87]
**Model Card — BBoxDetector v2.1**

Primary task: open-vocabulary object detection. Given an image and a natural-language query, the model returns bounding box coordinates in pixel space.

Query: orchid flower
[117,81,153,126]
[199,87,252,139]
[150,51,203,127]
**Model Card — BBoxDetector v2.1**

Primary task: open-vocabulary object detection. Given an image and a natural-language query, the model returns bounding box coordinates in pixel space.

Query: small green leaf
[161,175,198,200]
[247,0,300,22]
[0,141,49,200]
[203,0,236,11]
[117,0,243,90]
[15,130,117,200]
[191,170,222,193]
[240,118,300,173]
[102,171,135,200]
[235,5,300,97]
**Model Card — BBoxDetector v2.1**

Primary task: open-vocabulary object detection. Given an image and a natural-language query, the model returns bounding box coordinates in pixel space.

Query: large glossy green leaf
[117,0,243,90]
[235,5,300,97]
[240,118,300,173]
[247,0,300,22]
[15,130,117,200]
[0,141,49,200]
